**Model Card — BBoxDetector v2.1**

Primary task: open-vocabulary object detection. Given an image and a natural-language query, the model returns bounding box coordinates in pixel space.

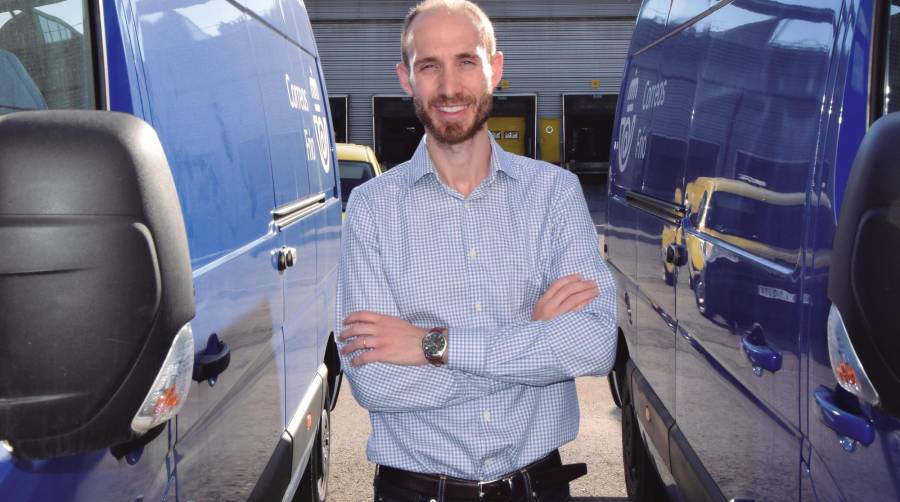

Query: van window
[0,0,94,115]
[338,159,375,207]
[884,0,900,115]
[704,190,804,251]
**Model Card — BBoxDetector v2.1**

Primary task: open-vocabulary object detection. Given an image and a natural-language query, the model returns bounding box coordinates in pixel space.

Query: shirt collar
[405,131,522,187]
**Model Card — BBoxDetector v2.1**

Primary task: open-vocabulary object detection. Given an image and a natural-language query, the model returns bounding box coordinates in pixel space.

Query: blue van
[0,0,342,500]
[606,0,900,500]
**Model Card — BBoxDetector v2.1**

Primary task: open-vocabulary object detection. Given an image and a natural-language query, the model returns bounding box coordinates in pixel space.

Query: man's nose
[438,66,460,96]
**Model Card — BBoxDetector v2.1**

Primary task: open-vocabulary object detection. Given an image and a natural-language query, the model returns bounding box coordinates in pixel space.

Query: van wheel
[294,385,331,502]
[313,404,330,501]
[621,368,668,501]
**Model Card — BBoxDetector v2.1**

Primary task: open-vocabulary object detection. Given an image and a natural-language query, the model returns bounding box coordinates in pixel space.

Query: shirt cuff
[447,327,485,375]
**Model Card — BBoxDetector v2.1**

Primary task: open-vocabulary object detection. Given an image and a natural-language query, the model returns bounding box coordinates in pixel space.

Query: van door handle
[814,386,874,446]
[276,246,297,271]
[193,333,230,384]
[665,244,686,266]
[741,334,782,375]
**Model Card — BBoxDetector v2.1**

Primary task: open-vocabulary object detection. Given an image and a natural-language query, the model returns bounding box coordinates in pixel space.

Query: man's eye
[462,60,476,66]
[419,64,436,71]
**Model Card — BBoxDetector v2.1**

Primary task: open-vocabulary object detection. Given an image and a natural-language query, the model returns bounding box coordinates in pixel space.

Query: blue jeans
[372,475,574,502]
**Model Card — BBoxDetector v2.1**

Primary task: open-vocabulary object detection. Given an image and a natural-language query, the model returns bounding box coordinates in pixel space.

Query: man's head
[397,0,503,146]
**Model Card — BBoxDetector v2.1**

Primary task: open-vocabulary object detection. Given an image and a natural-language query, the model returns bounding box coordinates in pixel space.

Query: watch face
[423,330,446,356]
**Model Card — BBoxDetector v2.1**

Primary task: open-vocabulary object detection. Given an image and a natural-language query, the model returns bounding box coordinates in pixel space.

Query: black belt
[376,450,587,501]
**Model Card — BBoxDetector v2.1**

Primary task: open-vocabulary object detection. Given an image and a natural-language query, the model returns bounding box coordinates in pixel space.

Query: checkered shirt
[336,133,617,480]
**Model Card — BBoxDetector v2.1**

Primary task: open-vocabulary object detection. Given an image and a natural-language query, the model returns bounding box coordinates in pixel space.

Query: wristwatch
[422,328,448,366]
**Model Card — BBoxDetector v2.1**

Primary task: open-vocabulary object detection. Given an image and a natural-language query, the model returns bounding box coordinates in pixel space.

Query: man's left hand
[339,311,429,367]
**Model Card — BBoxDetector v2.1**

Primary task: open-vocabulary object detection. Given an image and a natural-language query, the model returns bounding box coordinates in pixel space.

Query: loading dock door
[562,94,618,174]
[328,95,348,144]
[373,96,423,170]
[489,116,526,155]
[489,94,536,158]
[539,118,560,164]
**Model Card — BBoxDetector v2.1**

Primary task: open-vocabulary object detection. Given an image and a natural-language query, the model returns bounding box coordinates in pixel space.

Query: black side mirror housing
[0,111,195,459]
[828,112,900,416]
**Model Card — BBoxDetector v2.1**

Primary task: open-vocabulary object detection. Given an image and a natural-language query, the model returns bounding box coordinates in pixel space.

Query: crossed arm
[337,182,617,413]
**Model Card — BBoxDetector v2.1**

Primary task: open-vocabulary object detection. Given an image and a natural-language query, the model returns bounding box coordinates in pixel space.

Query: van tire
[621,367,668,501]
[313,404,330,502]
[294,383,331,502]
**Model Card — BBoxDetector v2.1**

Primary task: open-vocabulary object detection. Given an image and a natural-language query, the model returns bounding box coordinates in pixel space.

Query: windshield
[339,159,376,208]
[0,0,94,115]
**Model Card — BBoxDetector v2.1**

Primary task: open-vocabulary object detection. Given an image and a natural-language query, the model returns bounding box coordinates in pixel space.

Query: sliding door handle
[814,386,874,447]
[741,334,782,375]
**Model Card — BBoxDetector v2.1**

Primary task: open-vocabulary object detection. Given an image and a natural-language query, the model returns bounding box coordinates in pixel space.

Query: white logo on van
[314,114,331,173]
[618,115,635,172]
[286,74,309,112]
[308,69,331,174]
[618,73,640,172]
[288,71,332,174]
[626,73,639,112]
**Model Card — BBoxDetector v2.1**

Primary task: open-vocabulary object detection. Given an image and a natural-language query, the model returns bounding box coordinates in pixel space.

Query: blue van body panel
[610,0,900,500]
[0,0,337,498]
[101,0,134,114]
[0,438,175,500]
[804,1,900,500]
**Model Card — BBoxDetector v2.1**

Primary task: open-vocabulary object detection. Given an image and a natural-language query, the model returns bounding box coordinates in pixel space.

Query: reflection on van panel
[685,176,805,267]
[601,1,900,500]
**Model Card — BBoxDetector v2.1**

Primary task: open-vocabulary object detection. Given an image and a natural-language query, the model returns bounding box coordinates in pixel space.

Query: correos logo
[617,71,666,173]
[618,73,640,173]
[286,72,331,174]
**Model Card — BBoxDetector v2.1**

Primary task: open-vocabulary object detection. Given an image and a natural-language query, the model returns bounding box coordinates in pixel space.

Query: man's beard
[414,91,493,146]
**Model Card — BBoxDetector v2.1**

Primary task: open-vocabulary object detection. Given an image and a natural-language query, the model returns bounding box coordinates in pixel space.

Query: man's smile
[438,105,466,113]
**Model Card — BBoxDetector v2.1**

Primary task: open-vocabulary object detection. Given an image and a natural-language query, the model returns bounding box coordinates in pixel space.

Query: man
[337,1,617,500]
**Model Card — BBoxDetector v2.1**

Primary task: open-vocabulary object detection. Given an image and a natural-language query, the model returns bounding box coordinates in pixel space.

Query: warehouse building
[306,0,638,170]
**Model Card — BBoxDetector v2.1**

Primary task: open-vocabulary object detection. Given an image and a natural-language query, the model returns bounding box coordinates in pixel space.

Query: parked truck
[0,0,342,500]
[606,0,900,500]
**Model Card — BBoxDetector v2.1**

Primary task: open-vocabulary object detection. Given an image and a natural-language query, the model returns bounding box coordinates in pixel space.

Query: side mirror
[828,112,900,417]
[0,111,195,459]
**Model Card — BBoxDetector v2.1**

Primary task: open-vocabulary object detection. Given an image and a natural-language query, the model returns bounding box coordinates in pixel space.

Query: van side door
[804,2,900,499]
[670,1,841,500]
[245,4,325,438]
[616,25,681,425]
[127,1,289,499]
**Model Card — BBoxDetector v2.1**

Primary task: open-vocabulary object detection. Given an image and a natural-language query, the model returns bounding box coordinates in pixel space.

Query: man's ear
[489,51,504,89]
[397,63,414,97]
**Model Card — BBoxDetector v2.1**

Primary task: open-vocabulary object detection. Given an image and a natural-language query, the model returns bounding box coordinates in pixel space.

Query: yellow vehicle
[673,176,807,316]
[337,143,383,213]
[684,176,805,268]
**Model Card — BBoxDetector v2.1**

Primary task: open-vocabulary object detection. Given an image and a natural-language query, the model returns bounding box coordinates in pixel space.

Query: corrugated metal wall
[306,0,640,20]
[308,0,637,148]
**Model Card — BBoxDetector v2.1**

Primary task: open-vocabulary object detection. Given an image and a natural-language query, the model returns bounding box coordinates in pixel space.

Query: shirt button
[483,410,492,422]
[464,201,471,209]
[468,248,477,258]
[475,302,482,312]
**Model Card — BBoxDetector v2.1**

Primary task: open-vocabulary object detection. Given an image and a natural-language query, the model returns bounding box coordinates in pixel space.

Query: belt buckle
[477,477,514,500]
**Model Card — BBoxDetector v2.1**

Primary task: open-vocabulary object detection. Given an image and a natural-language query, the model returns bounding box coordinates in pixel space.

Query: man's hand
[339,311,430,367]
[531,274,599,321]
